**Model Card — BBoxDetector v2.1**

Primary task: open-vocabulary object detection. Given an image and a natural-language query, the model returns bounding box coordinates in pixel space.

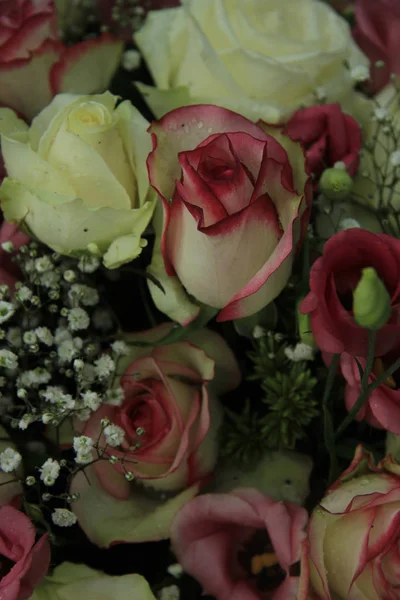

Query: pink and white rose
[147,105,311,325]
[308,446,400,599]
[0,505,50,600]
[171,487,309,600]
[71,324,241,547]
[0,0,123,120]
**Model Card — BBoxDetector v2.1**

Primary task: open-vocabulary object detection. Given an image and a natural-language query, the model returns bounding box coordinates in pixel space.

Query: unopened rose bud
[353,267,391,330]
[320,166,353,201]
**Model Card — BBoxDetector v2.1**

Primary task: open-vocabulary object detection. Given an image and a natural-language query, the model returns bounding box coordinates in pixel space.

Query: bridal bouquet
[1,0,400,599]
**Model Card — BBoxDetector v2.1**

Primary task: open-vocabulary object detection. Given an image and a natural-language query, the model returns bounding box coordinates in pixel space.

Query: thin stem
[335,344,400,440]
[322,353,340,483]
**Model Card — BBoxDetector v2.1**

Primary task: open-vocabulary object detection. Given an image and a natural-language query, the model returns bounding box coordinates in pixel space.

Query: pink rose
[300,229,400,358]
[147,105,311,326]
[284,104,362,179]
[340,343,400,434]
[71,324,241,547]
[0,0,123,120]
[353,0,400,94]
[308,447,400,599]
[0,221,30,290]
[171,488,309,600]
[0,505,50,600]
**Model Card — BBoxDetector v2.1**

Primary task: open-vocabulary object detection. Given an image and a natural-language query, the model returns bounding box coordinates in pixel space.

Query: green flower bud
[296,299,317,349]
[353,267,391,330]
[320,167,353,201]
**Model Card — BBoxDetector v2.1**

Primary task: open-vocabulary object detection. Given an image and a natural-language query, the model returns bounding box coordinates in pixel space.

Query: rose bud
[353,267,391,330]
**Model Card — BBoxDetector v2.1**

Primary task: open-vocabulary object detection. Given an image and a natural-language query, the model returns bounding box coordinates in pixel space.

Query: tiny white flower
[105,387,124,406]
[391,151,400,167]
[40,270,61,288]
[338,217,361,230]
[0,350,18,370]
[0,301,15,324]
[68,307,90,331]
[104,424,125,447]
[54,326,72,345]
[78,255,100,274]
[23,330,37,345]
[315,86,326,101]
[1,241,14,253]
[73,435,93,453]
[35,256,53,273]
[63,269,76,283]
[94,355,115,379]
[16,286,32,302]
[51,508,77,527]
[253,325,266,339]
[374,107,388,122]
[76,408,91,422]
[58,339,81,363]
[333,161,346,171]
[81,390,101,411]
[111,341,129,356]
[42,413,54,425]
[18,414,35,430]
[167,564,184,578]
[350,65,369,83]
[122,49,141,71]
[35,327,54,346]
[69,284,99,307]
[75,452,92,465]
[40,458,60,485]
[158,585,180,600]
[285,343,314,362]
[0,447,22,472]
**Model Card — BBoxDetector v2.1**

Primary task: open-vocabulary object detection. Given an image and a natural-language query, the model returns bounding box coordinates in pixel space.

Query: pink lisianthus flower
[0,0,123,120]
[171,488,309,600]
[353,0,400,94]
[308,447,400,599]
[0,505,50,600]
[340,343,400,434]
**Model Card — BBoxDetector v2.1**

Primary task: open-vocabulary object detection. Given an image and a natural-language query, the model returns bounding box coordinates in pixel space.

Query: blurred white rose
[135,0,368,122]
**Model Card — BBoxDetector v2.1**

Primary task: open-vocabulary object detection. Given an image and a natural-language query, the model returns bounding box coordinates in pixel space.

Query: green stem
[335,341,400,440]
[322,353,340,483]
[361,329,376,393]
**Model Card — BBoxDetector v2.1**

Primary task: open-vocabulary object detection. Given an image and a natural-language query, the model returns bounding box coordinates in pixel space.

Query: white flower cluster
[40,458,60,486]
[104,424,125,447]
[0,447,21,472]
[52,508,77,527]
[73,435,93,465]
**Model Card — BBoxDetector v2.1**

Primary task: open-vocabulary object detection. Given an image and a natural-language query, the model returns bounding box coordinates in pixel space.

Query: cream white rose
[135,0,368,123]
[0,92,156,268]
[29,562,156,600]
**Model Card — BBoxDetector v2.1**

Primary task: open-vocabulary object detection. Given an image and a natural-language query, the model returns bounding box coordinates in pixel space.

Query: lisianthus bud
[320,166,353,200]
[353,267,391,329]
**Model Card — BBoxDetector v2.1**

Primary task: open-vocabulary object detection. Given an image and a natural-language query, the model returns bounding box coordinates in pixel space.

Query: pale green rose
[135,0,367,123]
[29,562,156,600]
[0,93,156,268]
